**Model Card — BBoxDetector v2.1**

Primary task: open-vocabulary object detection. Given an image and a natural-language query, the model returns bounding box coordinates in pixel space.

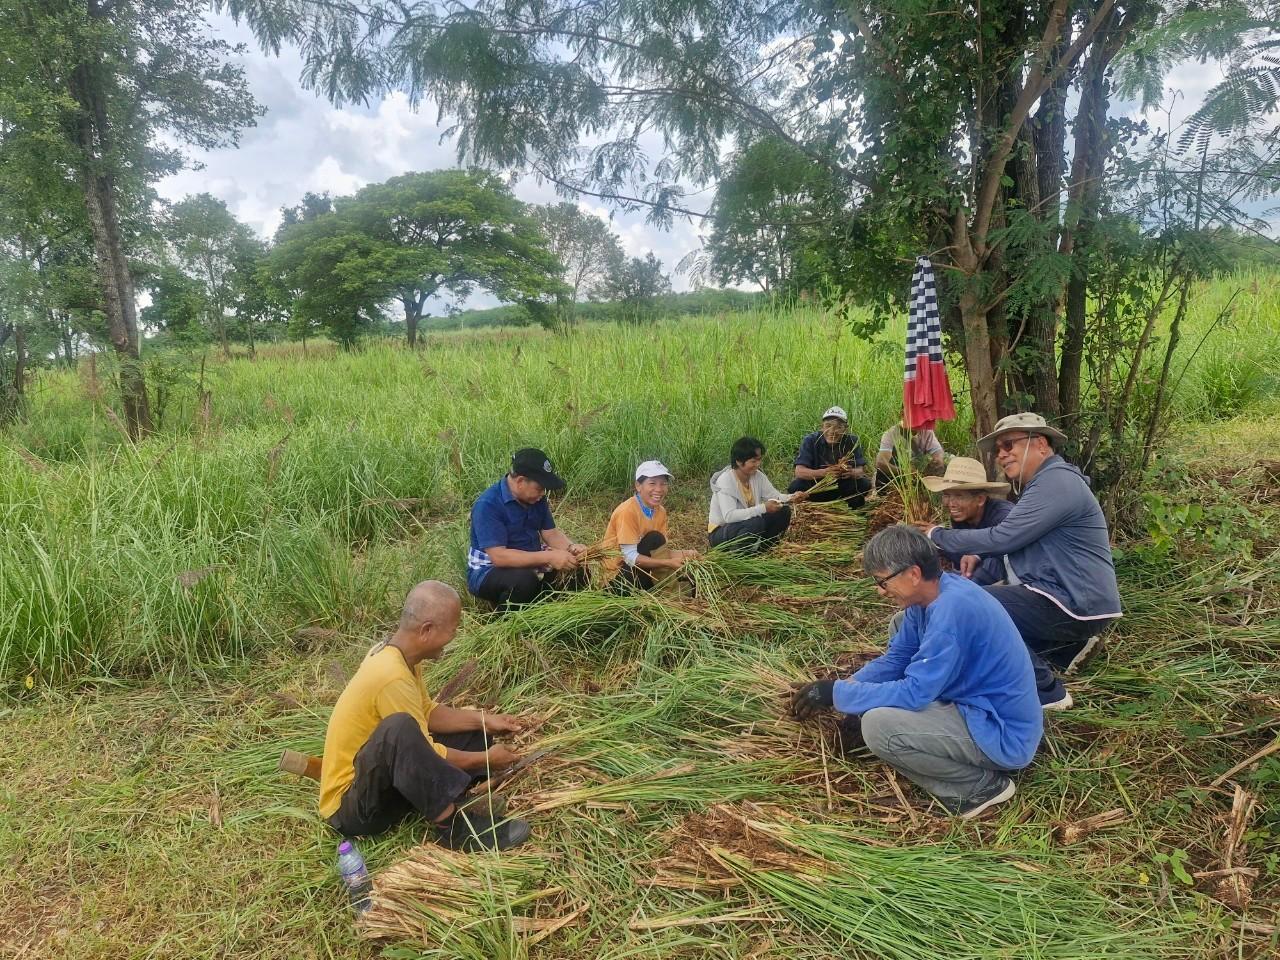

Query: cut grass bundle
[653,806,1191,960]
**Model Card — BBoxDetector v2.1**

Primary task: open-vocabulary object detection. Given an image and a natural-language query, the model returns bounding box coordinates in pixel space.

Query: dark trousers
[327,713,490,837]
[612,530,668,591]
[787,475,871,508]
[708,505,792,553]
[471,566,587,610]
[985,585,1109,705]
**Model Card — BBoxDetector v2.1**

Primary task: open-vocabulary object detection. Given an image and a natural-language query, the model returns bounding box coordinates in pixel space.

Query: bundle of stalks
[648,807,1182,959]
[866,476,938,536]
[359,846,580,946]
[797,451,859,500]
[1052,808,1130,845]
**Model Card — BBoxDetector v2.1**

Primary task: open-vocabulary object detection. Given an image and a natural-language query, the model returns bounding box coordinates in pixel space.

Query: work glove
[790,680,836,721]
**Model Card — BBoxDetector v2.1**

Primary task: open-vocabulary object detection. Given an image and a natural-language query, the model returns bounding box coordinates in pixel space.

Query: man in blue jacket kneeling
[792,525,1043,819]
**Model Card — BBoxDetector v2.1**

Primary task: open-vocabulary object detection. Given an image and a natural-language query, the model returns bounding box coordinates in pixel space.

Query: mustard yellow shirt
[318,644,447,818]
[601,495,669,578]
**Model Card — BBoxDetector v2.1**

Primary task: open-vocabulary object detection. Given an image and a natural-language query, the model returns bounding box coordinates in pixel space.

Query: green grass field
[1,276,1278,958]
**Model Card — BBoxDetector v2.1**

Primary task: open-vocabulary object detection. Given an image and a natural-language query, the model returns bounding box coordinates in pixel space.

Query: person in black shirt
[787,406,872,508]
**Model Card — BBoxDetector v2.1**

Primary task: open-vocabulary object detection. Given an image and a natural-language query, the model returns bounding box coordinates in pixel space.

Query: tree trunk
[958,283,1000,439]
[69,49,152,438]
[405,304,421,347]
[218,313,230,359]
[12,323,26,395]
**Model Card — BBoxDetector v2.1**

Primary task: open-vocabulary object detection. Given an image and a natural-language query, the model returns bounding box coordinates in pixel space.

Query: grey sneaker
[1064,634,1106,675]
[946,776,1016,820]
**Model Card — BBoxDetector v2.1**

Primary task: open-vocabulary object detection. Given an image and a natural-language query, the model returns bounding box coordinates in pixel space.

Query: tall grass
[2,275,1278,685]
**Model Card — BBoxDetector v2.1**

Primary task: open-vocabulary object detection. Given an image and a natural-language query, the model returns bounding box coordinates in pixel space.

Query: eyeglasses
[871,565,913,590]
[994,433,1033,454]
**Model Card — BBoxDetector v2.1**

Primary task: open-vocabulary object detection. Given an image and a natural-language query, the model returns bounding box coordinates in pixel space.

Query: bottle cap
[338,841,353,855]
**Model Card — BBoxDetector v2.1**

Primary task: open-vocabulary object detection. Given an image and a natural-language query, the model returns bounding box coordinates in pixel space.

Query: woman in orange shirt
[601,460,699,589]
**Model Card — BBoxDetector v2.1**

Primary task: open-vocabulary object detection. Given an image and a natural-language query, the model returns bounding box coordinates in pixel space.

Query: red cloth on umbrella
[903,257,956,430]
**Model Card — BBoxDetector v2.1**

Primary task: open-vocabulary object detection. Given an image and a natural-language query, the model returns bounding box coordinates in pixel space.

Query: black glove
[790,680,836,721]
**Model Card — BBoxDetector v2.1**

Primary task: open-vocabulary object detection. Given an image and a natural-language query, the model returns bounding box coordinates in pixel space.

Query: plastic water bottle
[336,840,372,913]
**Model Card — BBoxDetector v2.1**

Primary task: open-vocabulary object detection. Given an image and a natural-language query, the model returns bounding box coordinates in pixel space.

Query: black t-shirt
[794,431,865,470]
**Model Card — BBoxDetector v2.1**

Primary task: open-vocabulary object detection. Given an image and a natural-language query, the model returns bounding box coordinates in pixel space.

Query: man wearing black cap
[466,448,588,609]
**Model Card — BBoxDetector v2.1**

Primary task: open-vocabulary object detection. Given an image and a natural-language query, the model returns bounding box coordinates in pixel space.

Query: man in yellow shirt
[601,460,698,589]
[319,580,531,850]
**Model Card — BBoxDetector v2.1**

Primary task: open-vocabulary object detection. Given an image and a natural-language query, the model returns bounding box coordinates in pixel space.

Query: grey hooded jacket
[707,466,789,529]
[929,456,1121,621]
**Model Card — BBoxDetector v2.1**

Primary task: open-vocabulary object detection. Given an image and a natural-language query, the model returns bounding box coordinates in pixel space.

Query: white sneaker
[1042,689,1074,712]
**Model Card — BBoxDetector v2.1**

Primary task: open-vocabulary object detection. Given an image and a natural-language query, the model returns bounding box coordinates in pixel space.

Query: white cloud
[156,13,709,297]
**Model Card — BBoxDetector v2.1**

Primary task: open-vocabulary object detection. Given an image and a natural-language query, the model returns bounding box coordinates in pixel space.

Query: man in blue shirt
[792,525,1042,819]
[787,406,872,508]
[467,448,587,610]
[921,457,1013,585]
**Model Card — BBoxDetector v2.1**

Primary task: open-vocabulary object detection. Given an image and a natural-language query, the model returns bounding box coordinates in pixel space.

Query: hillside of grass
[3,273,1279,689]
[1,273,1278,958]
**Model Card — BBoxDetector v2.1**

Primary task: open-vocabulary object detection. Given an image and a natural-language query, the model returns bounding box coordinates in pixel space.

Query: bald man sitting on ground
[319,581,532,850]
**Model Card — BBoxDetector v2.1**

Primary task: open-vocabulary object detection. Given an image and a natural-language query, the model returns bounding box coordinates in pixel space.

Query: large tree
[161,193,261,358]
[271,170,565,346]
[223,0,1273,437]
[532,203,624,324]
[0,0,259,437]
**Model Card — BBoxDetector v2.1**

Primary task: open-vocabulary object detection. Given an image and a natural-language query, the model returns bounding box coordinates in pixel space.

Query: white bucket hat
[635,460,673,481]
[976,412,1068,454]
[822,406,848,422]
[921,457,1010,494]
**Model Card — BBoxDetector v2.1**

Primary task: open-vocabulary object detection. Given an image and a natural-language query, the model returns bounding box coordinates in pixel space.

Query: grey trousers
[860,702,1005,807]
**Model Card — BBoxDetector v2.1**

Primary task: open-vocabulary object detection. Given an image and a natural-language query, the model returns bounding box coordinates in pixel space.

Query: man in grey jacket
[708,436,809,553]
[922,414,1121,711]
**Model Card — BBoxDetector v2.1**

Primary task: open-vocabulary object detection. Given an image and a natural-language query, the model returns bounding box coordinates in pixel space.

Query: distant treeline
[417,288,767,332]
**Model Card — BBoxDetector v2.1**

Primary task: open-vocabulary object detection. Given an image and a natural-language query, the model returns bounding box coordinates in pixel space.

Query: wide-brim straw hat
[922,457,1010,494]
[976,412,1068,454]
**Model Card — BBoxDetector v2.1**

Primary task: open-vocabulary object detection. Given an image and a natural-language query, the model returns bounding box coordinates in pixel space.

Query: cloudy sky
[158,14,710,304]
[158,13,1233,305]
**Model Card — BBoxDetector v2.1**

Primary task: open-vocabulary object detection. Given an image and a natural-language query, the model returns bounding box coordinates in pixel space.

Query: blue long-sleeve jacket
[929,457,1122,622]
[833,573,1043,769]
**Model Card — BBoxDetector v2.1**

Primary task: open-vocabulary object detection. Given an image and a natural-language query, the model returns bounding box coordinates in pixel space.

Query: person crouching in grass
[920,457,1012,585]
[707,436,809,553]
[791,526,1042,819]
[466,447,588,610]
[787,405,872,508]
[320,581,531,849]
[601,460,699,590]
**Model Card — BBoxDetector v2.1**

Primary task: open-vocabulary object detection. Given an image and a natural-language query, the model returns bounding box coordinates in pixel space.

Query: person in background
[320,581,531,849]
[921,413,1122,712]
[707,436,809,552]
[601,460,699,590]
[791,526,1042,820]
[875,418,946,489]
[788,405,872,508]
[466,448,588,610]
[920,457,1012,585]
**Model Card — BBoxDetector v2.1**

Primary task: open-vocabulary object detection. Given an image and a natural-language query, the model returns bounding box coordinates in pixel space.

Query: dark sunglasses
[994,433,1033,454]
[871,564,913,589]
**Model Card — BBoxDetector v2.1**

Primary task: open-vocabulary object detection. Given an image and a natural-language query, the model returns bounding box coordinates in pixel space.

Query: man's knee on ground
[859,707,901,758]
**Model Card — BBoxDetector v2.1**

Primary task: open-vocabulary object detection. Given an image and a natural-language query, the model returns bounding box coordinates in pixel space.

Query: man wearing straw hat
[601,460,699,590]
[467,447,588,610]
[787,405,872,508]
[921,414,1122,711]
[921,457,1013,586]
